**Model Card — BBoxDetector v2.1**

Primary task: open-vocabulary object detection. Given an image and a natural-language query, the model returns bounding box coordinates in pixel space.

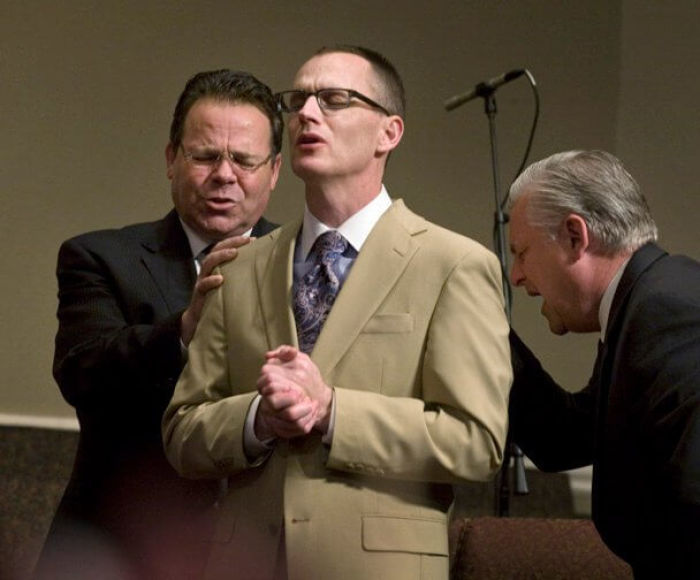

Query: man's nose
[510,262,524,287]
[297,94,321,119]
[210,156,239,181]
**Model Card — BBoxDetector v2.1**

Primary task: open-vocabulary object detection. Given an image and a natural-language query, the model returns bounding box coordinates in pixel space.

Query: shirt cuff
[244,394,276,464]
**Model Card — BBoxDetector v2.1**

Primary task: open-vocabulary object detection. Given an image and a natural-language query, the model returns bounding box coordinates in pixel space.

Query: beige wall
[1,1,697,420]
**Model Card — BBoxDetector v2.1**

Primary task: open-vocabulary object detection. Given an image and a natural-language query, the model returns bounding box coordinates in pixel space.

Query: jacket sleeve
[508,329,597,471]
[53,237,186,409]
[162,266,260,479]
[327,247,512,484]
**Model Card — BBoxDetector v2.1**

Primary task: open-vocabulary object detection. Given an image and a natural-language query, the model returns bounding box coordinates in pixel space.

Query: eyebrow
[509,242,526,256]
[191,146,260,158]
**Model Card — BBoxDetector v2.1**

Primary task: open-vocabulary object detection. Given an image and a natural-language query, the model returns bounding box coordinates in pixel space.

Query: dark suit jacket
[509,243,700,578]
[36,210,277,579]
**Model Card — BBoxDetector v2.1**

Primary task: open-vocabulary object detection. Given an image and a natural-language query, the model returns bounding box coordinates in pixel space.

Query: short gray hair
[508,150,658,253]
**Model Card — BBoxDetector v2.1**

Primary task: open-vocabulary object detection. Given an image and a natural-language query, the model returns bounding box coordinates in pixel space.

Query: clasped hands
[254,345,334,441]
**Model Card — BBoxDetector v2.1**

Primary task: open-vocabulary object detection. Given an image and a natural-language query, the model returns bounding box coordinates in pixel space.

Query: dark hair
[314,45,406,119]
[169,69,283,155]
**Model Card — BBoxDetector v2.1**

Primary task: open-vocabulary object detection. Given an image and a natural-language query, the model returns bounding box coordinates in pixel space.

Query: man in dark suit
[507,150,700,578]
[34,69,282,580]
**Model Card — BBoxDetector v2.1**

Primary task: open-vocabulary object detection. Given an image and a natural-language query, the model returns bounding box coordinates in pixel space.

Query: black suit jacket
[510,243,700,578]
[37,210,277,578]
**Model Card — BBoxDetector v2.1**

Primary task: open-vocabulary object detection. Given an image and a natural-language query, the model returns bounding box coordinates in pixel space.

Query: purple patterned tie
[293,231,349,353]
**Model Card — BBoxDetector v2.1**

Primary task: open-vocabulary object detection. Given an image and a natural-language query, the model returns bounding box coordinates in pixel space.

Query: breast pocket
[362,313,414,334]
[332,313,420,396]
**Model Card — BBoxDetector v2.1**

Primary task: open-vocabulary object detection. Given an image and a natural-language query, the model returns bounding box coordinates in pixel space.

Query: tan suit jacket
[163,200,512,580]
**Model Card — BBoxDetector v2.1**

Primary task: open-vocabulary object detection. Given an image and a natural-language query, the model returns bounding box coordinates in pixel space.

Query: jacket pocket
[363,313,414,334]
[362,515,448,555]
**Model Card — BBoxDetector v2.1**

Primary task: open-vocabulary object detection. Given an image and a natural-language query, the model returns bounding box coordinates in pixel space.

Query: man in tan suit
[163,45,512,580]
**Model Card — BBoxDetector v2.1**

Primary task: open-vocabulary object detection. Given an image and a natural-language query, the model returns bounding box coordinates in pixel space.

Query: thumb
[266,345,299,362]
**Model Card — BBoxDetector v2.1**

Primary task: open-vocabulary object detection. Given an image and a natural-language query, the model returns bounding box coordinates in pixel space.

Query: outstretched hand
[181,235,252,346]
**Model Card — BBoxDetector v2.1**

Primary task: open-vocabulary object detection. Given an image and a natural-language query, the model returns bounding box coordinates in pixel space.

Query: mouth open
[297,133,323,147]
[205,197,236,211]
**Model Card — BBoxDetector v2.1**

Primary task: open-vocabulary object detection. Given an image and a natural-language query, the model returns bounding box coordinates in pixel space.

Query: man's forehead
[508,197,528,226]
[293,52,372,89]
[185,100,261,126]
[182,101,271,147]
[508,197,533,244]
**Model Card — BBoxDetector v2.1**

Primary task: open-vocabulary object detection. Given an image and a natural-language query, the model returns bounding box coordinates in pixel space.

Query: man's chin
[543,314,568,335]
[197,220,250,242]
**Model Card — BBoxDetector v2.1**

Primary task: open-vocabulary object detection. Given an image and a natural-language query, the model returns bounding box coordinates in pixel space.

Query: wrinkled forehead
[293,52,377,94]
[508,197,534,240]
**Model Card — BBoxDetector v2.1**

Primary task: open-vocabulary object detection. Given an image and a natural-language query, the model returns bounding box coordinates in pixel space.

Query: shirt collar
[298,185,392,260]
[598,257,631,341]
[178,216,253,258]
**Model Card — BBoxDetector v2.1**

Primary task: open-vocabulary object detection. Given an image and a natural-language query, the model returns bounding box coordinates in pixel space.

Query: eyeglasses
[180,145,272,174]
[276,88,391,116]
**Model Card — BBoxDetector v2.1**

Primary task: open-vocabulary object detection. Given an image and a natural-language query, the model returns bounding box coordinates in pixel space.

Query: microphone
[445,69,525,111]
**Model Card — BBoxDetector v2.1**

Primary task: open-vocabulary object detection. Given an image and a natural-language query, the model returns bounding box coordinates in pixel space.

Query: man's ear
[165,143,176,180]
[269,153,282,191]
[561,214,589,260]
[377,115,404,155]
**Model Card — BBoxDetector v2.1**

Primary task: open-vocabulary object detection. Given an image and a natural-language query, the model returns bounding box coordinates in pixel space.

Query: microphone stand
[446,69,538,516]
[481,90,529,517]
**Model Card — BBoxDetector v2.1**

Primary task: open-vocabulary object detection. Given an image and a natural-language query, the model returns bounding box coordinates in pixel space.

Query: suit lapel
[312,201,426,373]
[141,210,196,312]
[257,220,302,350]
[601,243,667,384]
[140,213,277,314]
[593,243,667,454]
[605,243,666,345]
[252,216,279,237]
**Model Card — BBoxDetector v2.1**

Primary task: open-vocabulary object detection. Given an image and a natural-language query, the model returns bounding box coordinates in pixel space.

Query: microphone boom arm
[445,67,539,516]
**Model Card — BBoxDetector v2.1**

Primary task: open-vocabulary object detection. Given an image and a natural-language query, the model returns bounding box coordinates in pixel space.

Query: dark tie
[293,231,348,354]
[195,243,215,271]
